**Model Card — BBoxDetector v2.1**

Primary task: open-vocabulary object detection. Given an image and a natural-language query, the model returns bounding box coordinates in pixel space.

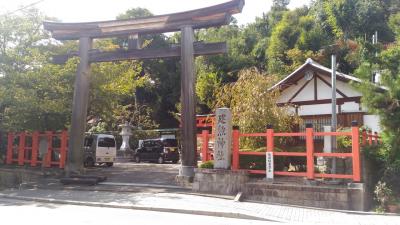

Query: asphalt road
[0,197,284,225]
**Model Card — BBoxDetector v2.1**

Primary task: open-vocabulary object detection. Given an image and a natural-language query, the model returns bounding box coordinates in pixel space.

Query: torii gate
[43,0,244,178]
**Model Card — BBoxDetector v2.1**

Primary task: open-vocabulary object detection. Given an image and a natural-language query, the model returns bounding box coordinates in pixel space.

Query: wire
[0,0,45,17]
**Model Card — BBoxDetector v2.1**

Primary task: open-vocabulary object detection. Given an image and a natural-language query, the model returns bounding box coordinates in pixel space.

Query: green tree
[322,0,394,41]
[115,8,181,128]
[215,68,299,149]
[388,12,400,38]
[355,42,400,191]
[0,9,77,131]
[267,7,326,76]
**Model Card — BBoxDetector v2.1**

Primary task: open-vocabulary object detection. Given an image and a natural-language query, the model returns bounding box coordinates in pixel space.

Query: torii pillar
[179,26,197,177]
[66,37,92,175]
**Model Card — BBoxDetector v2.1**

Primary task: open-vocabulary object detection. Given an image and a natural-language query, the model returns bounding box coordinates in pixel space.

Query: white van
[83,134,117,167]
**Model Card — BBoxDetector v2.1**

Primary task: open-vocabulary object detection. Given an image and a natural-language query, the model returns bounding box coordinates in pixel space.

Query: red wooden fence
[198,121,381,182]
[197,130,214,161]
[361,129,381,146]
[5,130,68,169]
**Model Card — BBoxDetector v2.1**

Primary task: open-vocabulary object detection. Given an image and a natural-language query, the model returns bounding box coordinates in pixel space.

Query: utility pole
[331,54,337,174]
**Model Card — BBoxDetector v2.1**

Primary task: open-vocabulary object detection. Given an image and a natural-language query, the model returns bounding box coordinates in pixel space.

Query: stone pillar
[66,37,92,176]
[214,108,232,169]
[179,25,197,178]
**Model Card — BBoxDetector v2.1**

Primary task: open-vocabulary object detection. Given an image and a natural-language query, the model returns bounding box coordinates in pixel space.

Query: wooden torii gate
[43,0,244,178]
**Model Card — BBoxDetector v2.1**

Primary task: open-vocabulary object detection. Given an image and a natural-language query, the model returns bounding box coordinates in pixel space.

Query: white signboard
[266,152,274,179]
[214,108,232,169]
[323,126,332,153]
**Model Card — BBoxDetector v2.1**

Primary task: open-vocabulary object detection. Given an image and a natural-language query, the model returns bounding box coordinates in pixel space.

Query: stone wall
[193,168,368,211]
[192,168,249,195]
[0,166,63,189]
[244,182,366,211]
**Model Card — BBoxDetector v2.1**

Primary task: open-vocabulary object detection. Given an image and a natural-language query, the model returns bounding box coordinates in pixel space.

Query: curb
[19,182,235,200]
[246,199,400,217]
[0,194,275,222]
[100,182,188,190]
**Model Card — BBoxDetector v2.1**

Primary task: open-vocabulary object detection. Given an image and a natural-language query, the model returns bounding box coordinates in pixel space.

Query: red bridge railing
[5,130,68,168]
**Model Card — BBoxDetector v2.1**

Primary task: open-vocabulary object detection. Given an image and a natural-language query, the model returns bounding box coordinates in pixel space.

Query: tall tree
[322,0,394,41]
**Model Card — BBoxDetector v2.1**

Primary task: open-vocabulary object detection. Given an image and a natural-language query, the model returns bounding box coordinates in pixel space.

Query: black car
[133,138,180,164]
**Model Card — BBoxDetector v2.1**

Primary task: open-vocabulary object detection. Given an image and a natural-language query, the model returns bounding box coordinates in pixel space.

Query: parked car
[134,138,180,164]
[83,134,117,167]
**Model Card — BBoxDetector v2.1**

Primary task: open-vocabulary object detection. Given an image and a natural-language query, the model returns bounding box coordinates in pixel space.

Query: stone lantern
[119,121,133,152]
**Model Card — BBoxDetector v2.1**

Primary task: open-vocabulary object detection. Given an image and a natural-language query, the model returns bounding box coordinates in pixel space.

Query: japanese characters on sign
[214,108,232,169]
[266,152,274,179]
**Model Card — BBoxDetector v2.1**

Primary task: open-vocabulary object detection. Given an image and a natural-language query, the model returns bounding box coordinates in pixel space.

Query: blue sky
[0,0,312,25]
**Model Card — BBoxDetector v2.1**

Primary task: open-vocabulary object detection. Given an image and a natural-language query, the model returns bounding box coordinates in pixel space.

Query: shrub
[337,127,352,151]
[199,160,214,169]
[374,181,393,211]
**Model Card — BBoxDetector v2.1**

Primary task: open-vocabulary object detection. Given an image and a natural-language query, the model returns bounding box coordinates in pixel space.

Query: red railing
[361,129,381,146]
[196,116,215,128]
[5,130,68,168]
[198,121,381,182]
[197,130,214,162]
[233,122,361,181]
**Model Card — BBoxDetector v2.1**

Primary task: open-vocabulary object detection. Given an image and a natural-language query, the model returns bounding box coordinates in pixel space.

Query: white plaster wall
[291,80,314,102]
[276,73,364,117]
[363,115,381,132]
[341,102,361,113]
[298,104,335,116]
[317,77,341,99]
[317,74,362,97]
[297,103,362,116]
[335,78,362,97]
[281,106,296,115]
[277,78,308,103]
[277,75,362,104]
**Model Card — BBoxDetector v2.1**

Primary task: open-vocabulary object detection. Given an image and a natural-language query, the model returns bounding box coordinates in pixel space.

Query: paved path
[85,162,180,186]
[0,188,399,225]
[0,197,282,225]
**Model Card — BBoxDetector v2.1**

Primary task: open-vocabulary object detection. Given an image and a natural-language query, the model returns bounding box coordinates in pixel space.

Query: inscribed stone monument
[214,108,232,169]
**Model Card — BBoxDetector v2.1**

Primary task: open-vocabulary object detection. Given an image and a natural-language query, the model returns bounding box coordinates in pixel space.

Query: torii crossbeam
[44,0,244,178]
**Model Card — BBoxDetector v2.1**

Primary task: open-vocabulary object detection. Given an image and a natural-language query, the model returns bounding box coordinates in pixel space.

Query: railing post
[232,126,240,171]
[351,121,361,182]
[306,123,314,179]
[31,131,39,167]
[18,132,26,166]
[60,130,68,169]
[361,129,366,146]
[266,124,274,179]
[266,124,274,152]
[44,131,53,168]
[374,132,379,145]
[6,132,14,164]
[201,130,209,162]
[368,130,373,145]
